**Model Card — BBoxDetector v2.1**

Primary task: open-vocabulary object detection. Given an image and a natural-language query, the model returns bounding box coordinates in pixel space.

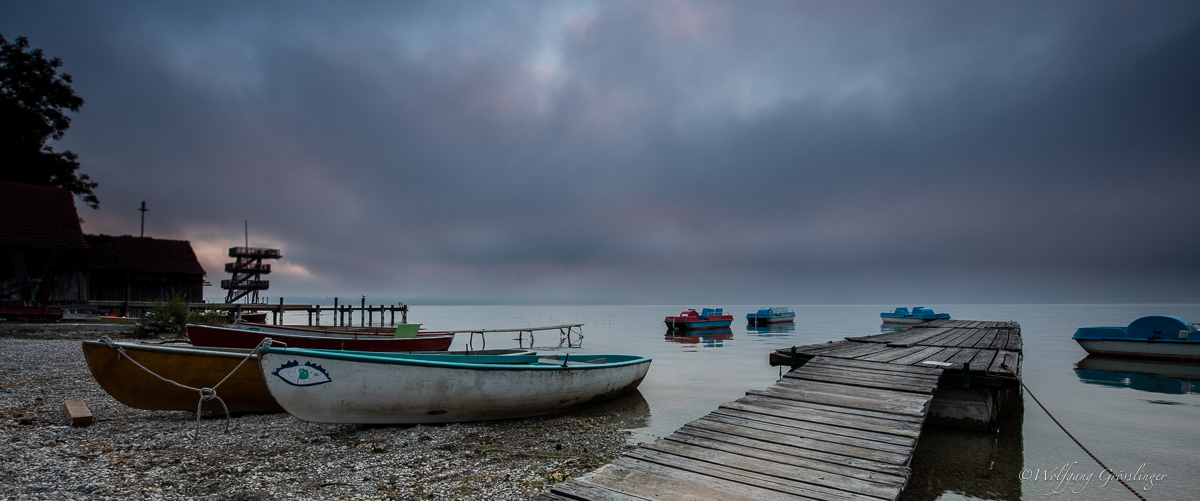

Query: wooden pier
[538,319,1022,501]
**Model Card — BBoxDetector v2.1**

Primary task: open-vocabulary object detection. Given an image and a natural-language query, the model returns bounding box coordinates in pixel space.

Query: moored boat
[82,340,283,412]
[664,308,733,330]
[746,307,795,324]
[186,322,455,352]
[880,307,950,325]
[258,349,652,424]
[1073,315,1200,361]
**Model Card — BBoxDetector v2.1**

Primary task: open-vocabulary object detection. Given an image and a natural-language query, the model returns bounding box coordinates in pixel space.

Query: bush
[134,296,228,337]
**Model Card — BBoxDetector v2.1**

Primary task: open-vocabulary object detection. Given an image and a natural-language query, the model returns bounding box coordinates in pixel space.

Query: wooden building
[86,235,206,302]
[0,181,90,303]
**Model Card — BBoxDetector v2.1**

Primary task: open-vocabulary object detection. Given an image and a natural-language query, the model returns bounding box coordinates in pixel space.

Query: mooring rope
[1002,359,1148,501]
[99,336,280,439]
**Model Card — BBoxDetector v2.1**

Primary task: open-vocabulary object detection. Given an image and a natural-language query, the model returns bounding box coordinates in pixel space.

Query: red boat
[664,308,734,330]
[186,323,455,352]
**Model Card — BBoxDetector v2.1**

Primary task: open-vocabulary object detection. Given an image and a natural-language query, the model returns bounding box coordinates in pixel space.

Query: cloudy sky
[6,1,1199,304]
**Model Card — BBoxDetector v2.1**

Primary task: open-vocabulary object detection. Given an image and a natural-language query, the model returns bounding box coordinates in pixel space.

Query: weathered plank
[731,395,925,437]
[550,479,655,501]
[770,378,933,409]
[972,329,998,349]
[792,363,942,385]
[684,417,912,465]
[885,346,948,367]
[671,425,913,478]
[585,461,793,501]
[749,386,928,418]
[806,356,944,377]
[738,393,926,425]
[855,345,931,363]
[811,342,898,359]
[632,443,901,500]
[662,430,910,485]
[711,407,917,448]
[967,349,997,372]
[782,370,936,395]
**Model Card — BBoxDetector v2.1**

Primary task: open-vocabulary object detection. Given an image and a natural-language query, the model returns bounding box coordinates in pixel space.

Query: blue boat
[1073,316,1200,361]
[746,307,795,324]
[880,307,950,325]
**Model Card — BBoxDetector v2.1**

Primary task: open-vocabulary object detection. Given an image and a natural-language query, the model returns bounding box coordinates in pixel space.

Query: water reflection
[663,328,733,349]
[563,389,651,432]
[745,323,795,335]
[881,324,907,333]
[1074,356,1200,395]
[902,389,1024,501]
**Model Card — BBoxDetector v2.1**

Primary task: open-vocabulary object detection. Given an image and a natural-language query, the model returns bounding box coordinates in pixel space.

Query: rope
[98,336,280,439]
[1002,358,1148,501]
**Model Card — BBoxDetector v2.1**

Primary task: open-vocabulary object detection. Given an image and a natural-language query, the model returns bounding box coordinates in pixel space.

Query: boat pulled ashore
[746,307,795,324]
[258,348,651,424]
[880,307,950,325]
[186,322,454,352]
[1073,315,1200,361]
[82,340,283,412]
[664,308,734,330]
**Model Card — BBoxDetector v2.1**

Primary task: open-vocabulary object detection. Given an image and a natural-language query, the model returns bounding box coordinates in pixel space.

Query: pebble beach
[0,326,643,500]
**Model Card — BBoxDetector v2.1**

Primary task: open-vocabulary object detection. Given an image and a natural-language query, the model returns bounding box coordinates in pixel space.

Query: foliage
[135,296,228,337]
[0,34,97,208]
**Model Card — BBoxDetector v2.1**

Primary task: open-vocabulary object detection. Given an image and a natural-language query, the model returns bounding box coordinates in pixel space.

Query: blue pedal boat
[1073,315,1200,361]
[746,307,795,324]
[880,307,950,325]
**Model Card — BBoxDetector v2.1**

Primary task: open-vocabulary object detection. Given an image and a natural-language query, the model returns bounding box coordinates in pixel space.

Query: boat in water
[746,307,795,324]
[664,308,733,330]
[1073,315,1200,361]
[258,349,652,424]
[880,307,950,325]
[186,322,455,352]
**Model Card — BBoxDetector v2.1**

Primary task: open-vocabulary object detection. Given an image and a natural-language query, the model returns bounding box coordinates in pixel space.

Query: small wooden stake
[63,400,93,427]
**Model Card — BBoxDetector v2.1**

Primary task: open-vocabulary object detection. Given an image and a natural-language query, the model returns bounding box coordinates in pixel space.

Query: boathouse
[86,234,206,302]
[0,181,91,303]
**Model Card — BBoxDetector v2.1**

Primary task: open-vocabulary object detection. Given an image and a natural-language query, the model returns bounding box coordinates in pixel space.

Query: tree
[1,34,97,208]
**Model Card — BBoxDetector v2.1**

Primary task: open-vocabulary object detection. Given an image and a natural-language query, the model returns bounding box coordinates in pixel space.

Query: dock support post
[790,347,798,370]
[333,298,338,326]
[361,296,365,327]
[402,304,407,324]
[278,297,284,325]
[368,305,373,327]
[390,305,394,326]
[962,363,971,388]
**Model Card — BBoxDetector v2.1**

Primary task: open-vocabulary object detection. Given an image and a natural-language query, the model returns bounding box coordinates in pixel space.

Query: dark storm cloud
[4,1,1198,304]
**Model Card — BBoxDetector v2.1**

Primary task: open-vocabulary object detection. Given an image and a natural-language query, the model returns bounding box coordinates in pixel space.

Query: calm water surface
[284,303,1200,500]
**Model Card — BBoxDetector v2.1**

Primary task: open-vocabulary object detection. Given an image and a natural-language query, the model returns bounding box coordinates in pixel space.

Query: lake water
[279,303,1200,500]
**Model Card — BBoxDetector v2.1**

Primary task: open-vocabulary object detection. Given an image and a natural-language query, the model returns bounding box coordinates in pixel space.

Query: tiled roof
[0,180,89,250]
[86,234,207,276]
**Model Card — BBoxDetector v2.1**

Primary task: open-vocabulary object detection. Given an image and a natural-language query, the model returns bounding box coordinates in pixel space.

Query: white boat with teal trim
[258,349,652,424]
[1073,315,1200,361]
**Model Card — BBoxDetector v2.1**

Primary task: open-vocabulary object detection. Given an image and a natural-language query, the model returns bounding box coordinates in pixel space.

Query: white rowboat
[258,349,651,424]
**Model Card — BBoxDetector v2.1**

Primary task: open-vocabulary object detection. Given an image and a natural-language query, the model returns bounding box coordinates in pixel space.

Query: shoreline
[0,333,645,500]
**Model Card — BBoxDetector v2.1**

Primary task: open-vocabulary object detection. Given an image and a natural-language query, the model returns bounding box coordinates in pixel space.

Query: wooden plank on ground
[632,443,900,501]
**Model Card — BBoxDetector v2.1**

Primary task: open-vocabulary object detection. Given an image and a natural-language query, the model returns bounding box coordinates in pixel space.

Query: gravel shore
[0,331,648,500]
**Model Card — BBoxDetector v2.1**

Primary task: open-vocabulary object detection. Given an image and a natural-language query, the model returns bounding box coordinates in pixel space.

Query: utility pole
[139,201,148,237]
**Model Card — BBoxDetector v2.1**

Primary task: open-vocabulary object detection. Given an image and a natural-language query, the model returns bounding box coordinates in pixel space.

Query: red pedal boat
[664,308,734,330]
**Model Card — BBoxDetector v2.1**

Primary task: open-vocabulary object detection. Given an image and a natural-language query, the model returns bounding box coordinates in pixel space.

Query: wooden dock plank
[956,329,990,348]
[661,432,909,486]
[967,349,997,372]
[987,330,1010,350]
[710,407,917,448]
[729,396,924,437]
[671,425,913,478]
[770,379,933,409]
[548,479,654,501]
[737,393,926,425]
[797,363,942,384]
[1005,332,1023,352]
[632,443,901,500]
[782,370,937,394]
[972,329,999,349]
[811,342,898,359]
[909,347,962,367]
[988,350,1020,375]
[805,356,944,377]
[685,417,912,465]
[584,461,802,501]
[855,345,930,363]
[748,385,928,420]
[885,346,948,367]
[785,365,939,389]
[918,328,964,346]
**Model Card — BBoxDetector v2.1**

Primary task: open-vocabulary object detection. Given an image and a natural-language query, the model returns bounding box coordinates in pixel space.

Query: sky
[5,1,1200,305]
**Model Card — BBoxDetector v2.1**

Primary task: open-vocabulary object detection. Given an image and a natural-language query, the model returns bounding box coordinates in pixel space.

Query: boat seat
[537,356,606,366]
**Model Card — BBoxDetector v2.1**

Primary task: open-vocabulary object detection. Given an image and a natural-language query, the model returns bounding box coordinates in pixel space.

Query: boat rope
[98,336,281,440]
[1002,359,1147,501]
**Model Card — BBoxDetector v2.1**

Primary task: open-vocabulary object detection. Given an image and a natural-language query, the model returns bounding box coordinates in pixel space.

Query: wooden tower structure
[221,246,280,303]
